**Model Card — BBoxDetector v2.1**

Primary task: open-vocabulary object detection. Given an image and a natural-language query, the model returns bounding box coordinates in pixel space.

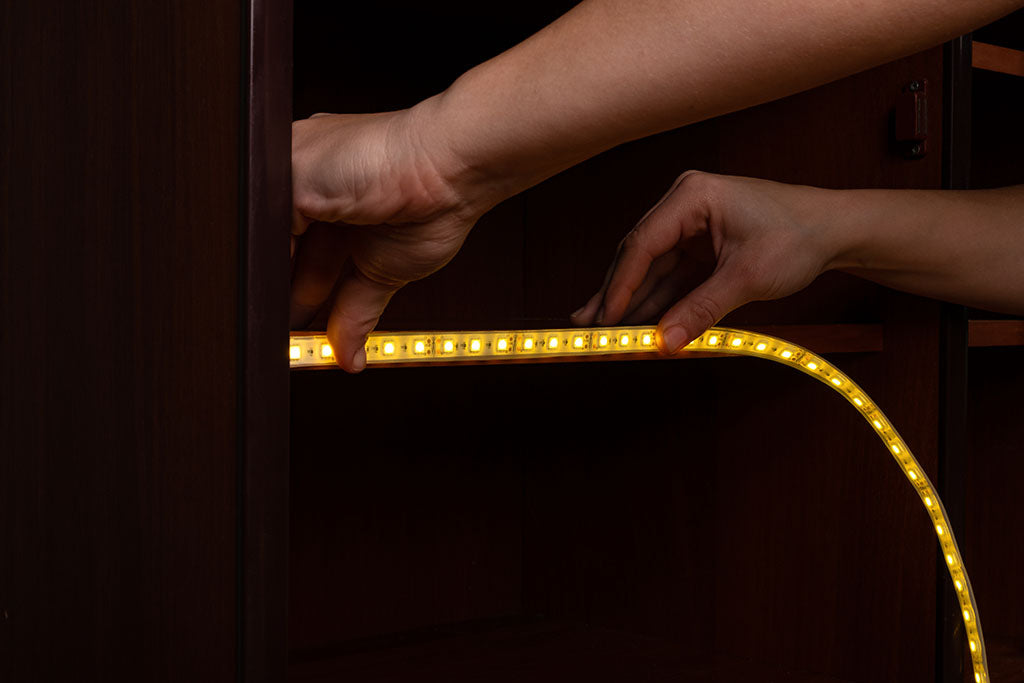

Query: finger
[618,250,682,322]
[571,173,695,326]
[293,207,312,236]
[603,173,712,324]
[326,267,402,373]
[290,223,349,329]
[656,260,750,354]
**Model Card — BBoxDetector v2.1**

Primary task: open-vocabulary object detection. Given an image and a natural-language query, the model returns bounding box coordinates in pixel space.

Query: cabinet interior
[288,3,1022,681]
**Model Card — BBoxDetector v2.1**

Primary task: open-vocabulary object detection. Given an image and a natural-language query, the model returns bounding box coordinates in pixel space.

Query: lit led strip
[289,325,989,682]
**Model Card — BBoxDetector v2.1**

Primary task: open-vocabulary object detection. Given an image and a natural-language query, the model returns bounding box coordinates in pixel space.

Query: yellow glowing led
[320,344,333,358]
[288,325,991,683]
[976,674,981,683]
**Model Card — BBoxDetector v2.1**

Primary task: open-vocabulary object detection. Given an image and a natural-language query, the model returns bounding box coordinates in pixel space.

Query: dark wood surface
[0,1,259,681]
[243,0,294,680]
[289,3,953,681]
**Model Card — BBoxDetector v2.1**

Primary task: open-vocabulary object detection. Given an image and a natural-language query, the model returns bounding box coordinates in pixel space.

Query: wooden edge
[968,320,1024,347]
[291,324,884,370]
[972,42,1024,78]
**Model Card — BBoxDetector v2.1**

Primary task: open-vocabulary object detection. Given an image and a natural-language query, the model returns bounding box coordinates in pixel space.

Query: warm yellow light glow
[976,673,981,683]
[287,324,991,683]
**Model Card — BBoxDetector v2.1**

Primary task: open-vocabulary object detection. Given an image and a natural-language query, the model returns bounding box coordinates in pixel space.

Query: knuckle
[687,294,721,331]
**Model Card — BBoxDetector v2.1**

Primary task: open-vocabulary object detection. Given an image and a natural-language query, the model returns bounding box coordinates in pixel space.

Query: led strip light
[289,325,989,681]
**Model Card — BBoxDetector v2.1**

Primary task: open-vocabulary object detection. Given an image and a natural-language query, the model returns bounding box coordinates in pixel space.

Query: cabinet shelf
[288,618,852,683]
[968,320,1024,347]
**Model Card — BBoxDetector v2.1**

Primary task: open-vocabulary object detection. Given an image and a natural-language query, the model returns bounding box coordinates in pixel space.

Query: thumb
[656,263,750,354]
[326,268,401,373]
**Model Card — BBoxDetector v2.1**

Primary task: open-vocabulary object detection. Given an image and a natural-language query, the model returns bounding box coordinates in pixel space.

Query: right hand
[571,171,846,352]
[291,105,492,372]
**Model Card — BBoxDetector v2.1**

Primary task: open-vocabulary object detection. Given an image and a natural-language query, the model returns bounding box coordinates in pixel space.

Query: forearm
[828,186,1024,314]
[417,0,1019,209]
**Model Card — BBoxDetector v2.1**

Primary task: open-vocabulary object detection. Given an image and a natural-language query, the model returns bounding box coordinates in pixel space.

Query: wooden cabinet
[2,2,1020,682]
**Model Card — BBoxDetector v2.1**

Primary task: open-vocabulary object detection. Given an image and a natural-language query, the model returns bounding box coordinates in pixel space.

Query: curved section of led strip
[289,325,988,682]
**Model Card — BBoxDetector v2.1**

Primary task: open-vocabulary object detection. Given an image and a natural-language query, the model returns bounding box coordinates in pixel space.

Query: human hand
[571,172,844,353]
[291,105,493,372]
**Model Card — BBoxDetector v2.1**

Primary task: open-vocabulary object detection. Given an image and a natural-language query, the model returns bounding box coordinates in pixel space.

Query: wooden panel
[968,320,1024,347]
[973,42,1024,78]
[0,1,242,680]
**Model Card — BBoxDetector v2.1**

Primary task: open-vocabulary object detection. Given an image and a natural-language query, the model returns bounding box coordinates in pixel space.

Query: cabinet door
[0,0,291,680]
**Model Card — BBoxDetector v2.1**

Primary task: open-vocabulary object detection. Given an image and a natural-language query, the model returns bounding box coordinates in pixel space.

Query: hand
[571,171,843,353]
[291,105,490,372]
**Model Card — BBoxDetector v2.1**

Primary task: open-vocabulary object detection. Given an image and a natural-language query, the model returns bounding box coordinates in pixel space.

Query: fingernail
[352,346,366,372]
[571,306,584,319]
[662,325,688,353]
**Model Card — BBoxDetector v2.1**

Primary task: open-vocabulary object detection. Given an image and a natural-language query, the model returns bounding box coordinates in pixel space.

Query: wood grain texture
[1,1,242,680]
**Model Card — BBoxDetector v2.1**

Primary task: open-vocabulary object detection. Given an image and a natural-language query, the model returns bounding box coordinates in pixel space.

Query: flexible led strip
[289,325,989,681]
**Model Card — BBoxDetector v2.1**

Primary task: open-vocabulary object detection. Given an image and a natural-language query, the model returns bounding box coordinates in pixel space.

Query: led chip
[382,341,395,356]
[320,344,334,358]
[522,338,535,351]
[496,338,509,352]
[598,335,609,347]
[731,337,742,347]
[756,342,767,351]
[547,336,559,350]
[641,333,653,346]
[573,336,585,349]
[413,340,427,354]
[831,377,842,386]
[619,334,630,346]
[469,339,482,353]
[290,345,302,361]
[806,361,818,370]
[442,340,455,354]
[780,349,793,359]
[707,335,719,346]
